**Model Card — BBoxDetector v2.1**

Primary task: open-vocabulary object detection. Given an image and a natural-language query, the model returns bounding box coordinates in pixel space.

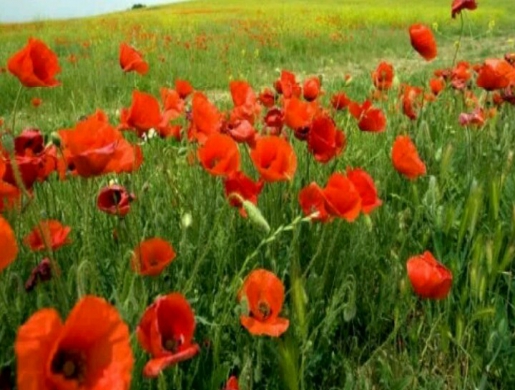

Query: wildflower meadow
[0,0,514,389]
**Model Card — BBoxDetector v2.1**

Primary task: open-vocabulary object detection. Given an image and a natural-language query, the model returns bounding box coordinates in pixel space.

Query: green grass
[1,0,515,389]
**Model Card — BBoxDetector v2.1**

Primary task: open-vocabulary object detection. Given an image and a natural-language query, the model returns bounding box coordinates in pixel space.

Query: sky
[0,0,186,23]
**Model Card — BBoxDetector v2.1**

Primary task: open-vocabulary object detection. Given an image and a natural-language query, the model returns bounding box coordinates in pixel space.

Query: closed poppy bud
[391,136,426,180]
[0,216,18,273]
[239,269,289,337]
[303,76,321,101]
[23,220,71,252]
[452,0,477,18]
[131,238,176,276]
[119,42,148,75]
[97,185,136,217]
[407,251,452,299]
[7,38,61,87]
[409,24,437,61]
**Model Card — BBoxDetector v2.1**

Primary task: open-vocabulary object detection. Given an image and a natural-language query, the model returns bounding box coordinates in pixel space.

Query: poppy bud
[49,131,61,148]
[242,200,270,234]
[0,132,15,154]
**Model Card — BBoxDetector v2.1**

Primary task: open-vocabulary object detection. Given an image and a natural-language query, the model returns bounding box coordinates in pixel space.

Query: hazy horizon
[0,0,187,23]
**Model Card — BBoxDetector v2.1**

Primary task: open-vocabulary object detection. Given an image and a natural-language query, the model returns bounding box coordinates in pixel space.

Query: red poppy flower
[402,84,424,120]
[15,295,134,389]
[263,108,284,135]
[298,182,330,222]
[160,88,185,123]
[284,96,318,136]
[452,0,477,18]
[459,107,485,127]
[119,42,148,75]
[132,238,176,276]
[175,79,194,99]
[348,100,386,132]
[198,133,240,177]
[322,173,361,222]
[230,81,261,124]
[307,114,346,163]
[409,24,437,61]
[275,70,301,99]
[97,185,136,217]
[120,91,163,137]
[250,136,297,182]
[225,119,257,146]
[259,88,276,108]
[450,61,472,89]
[31,97,42,107]
[391,136,426,180]
[372,62,394,90]
[407,251,452,299]
[476,59,515,91]
[347,168,382,214]
[330,92,351,110]
[238,269,289,337]
[23,220,71,252]
[224,376,240,390]
[0,216,18,273]
[189,92,223,144]
[137,293,200,378]
[24,258,53,292]
[429,77,445,96]
[224,171,264,217]
[59,111,143,178]
[303,76,321,101]
[7,38,61,87]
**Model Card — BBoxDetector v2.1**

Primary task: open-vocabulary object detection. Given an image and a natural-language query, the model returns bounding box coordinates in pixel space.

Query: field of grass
[1,0,515,389]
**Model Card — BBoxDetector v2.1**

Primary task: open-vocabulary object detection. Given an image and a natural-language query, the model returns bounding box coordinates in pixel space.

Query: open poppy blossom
[406,251,452,299]
[23,220,71,252]
[224,376,240,390]
[230,80,261,123]
[0,216,18,273]
[250,136,297,182]
[198,133,240,177]
[175,79,194,99]
[132,238,176,276]
[429,77,445,96]
[137,293,200,378]
[7,37,61,87]
[459,107,485,127]
[224,171,264,217]
[259,88,276,108]
[119,42,149,75]
[401,84,424,120]
[409,24,437,61]
[391,136,426,180]
[348,100,386,132]
[452,0,477,18]
[298,182,331,222]
[307,114,346,163]
[322,173,362,222]
[476,59,515,91]
[189,92,223,144]
[330,92,351,110]
[59,110,143,178]
[15,295,134,389]
[303,76,321,101]
[120,90,163,137]
[275,70,301,99]
[239,269,289,337]
[161,88,185,123]
[284,96,319,137]
[347,168,382,214]
[97,184,136,217]
[372,62,394,91]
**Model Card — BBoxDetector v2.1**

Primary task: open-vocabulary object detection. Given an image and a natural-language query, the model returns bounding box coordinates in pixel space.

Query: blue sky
[0,0,185,23]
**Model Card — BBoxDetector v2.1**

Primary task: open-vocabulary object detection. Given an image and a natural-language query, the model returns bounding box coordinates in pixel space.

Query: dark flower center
[257,301,272,320]
[163,335,183,352]
[51,350,86,382]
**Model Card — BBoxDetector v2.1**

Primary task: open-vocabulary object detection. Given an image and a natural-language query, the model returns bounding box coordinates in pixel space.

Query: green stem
[451,13,465,67]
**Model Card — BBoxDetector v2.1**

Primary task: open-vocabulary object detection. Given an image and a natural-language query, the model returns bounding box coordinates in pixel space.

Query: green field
[1,0,515,389]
